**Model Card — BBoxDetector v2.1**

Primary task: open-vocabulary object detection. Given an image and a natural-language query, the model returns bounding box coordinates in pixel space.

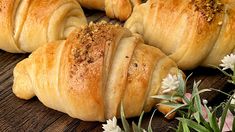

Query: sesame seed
[207,17,212,22]
[218,21,223,25]
[192,0,224,23]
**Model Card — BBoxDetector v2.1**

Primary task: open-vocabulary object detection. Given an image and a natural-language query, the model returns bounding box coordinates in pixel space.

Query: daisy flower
[102,117,121,132]
[220,53,235,71]
[161,74,180,94]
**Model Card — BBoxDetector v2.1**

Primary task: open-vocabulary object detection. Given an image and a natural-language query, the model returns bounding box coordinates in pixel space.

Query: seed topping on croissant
[191,0,224,22]
[70,22,121,66]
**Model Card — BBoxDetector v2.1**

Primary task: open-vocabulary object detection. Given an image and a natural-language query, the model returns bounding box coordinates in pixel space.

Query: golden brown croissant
[13,22,184,121]
[77,0,141,21]
[125,0,235,70]
[0,0,87,53]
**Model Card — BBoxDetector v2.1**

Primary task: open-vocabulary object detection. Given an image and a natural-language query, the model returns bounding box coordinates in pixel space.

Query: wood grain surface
[0,10,233,132]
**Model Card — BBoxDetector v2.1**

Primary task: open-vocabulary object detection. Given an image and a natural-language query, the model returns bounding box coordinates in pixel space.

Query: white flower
[202,99,208,105]
[220,53,235,71]
[102,117,121,132]
[208,106,212,111]
[161,74,180,94]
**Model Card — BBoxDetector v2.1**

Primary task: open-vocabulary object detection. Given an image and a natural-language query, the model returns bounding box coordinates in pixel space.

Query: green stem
[209,88,233,97]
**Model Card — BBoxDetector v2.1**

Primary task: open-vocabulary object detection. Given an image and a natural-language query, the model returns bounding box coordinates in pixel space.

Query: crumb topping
[71,22,121,64]
[69,21,123,77]
[191,0,224,22]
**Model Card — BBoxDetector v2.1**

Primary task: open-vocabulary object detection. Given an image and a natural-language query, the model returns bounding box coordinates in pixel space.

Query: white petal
[162,88,172,94]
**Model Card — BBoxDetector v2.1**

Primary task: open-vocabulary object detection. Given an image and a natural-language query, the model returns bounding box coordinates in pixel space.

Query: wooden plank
[185,68,233,103]
[43,115,77,132]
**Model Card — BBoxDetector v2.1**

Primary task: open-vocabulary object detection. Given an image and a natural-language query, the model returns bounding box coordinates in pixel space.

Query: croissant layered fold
[77,0,141,21]
[13,23,184,121]
[125,0,235,70]
[0,0,87,53]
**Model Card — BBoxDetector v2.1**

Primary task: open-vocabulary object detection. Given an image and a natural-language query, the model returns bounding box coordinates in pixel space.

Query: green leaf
[228,79,235,84]
[176,73,186,97]
[220,98,233,131]
[192,81,203,115]
[199,114,214,131]
[193,111,201,124]
[187,103,196,119]
[181,118,190,132]
[183,96,191,104]
[138,111,144,128]
[232,116,235,132]
[177,110,188,117]
[148,110,156,132]
[151,95,179,101]
[191,89,212,99]
[186,73,193,82]
[158,102,185,108]
[232,77,235,84]
[132,122,141,132]
[209,113,220,132]
[213,102,224,116]
[210,88,233,97]
[120,104,130,132]
[209,65,233,77]
[176,120,183,132]
[165,104,188,118]
[230,104,235,112]
[204,105,220,132]
[177,118,210,132]
[168,126,177,131]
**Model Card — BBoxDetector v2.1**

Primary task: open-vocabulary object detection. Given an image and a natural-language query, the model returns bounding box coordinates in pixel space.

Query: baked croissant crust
[0,0,87,53]
[13,22,184,121]
[125,0,235,70]
[77,0,141,21]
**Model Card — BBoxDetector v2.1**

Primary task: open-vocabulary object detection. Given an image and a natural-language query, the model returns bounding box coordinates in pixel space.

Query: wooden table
[0,10,233,132]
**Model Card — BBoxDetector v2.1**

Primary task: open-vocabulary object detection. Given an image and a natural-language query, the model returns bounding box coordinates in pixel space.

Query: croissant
[0,0,87,53]
[125,0,235,70]
[77,0,141,21]
[13,22,184,121]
